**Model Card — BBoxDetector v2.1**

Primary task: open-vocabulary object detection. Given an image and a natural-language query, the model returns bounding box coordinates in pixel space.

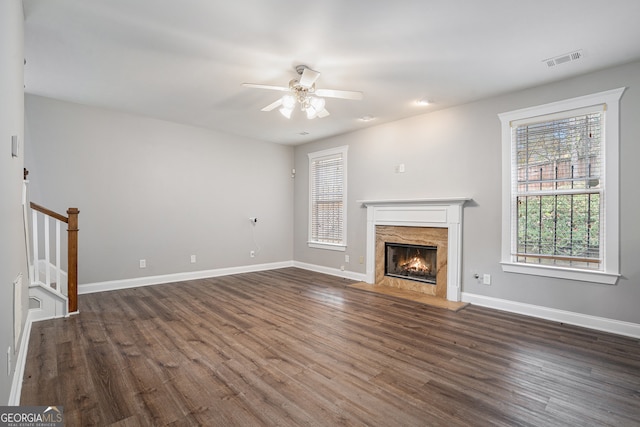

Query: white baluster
[56,220,62,293]
[32,210,39,284]
[44,215,51,287]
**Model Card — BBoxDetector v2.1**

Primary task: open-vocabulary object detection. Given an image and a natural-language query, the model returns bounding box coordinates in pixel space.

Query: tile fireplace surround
[360,198,471,302]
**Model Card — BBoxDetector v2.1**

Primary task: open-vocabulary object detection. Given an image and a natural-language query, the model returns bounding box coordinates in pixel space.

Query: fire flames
[400,253,431,274]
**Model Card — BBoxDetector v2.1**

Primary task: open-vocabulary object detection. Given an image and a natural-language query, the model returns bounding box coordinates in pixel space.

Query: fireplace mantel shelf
[358,197,472,208]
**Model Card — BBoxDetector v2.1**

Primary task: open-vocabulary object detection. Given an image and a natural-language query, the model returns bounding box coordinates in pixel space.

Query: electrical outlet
[190,255,197,264]
[483,274,492,285]
[250,250,255,258]
[359,256,364,264]
[139,259,146,268]
[340,265,345,271]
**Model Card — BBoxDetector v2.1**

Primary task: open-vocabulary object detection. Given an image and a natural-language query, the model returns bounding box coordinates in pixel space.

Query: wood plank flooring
[347,282,469,311]
[21,268,640,426]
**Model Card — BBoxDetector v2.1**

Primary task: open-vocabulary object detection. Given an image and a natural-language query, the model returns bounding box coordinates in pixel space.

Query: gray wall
[0,0,27,404]
[25,96,294,285]
[294,60,640,324]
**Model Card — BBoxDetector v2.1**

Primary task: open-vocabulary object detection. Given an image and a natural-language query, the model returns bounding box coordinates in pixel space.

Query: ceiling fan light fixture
[245,65,361,120]
[306,107,318,119]
[281,94,296,109]
[309,96,325,111]
[305,96,325,119]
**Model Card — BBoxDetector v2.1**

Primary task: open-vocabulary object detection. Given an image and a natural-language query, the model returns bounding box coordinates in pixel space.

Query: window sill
[501,262,619,285]
[308,242,347,252]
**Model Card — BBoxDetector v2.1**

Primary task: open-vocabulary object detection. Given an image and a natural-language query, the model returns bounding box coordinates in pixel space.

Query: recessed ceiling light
[416,98,431,106]
[298,131,310,136]
[359,115,375,122]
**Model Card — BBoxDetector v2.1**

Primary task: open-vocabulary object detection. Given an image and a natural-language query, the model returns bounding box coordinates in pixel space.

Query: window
[308,146,347,251]
[499,88,624,284]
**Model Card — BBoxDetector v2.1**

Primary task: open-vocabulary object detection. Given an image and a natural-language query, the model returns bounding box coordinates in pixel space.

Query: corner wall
[0,0,28,404]
[294,60,640,326]
[25,96,294,286]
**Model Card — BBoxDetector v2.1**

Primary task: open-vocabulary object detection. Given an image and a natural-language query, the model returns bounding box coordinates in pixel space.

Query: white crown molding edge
[79,261,295,295]
[461,292,640,339]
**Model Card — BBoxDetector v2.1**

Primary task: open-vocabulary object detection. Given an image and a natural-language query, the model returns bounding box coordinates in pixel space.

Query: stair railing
[29,202,79,314]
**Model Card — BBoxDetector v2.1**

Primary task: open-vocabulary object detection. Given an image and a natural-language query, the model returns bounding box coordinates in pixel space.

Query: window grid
[512,111,603,270]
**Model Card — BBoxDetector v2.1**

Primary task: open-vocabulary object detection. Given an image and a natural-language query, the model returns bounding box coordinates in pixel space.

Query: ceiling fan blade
[261,98,283,112]
[315,88,363,100]
[317,108,330,118]
[298,68,321,89]
[242,83,290,92]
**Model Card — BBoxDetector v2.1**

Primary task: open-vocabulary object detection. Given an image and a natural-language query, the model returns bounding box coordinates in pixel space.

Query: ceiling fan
[242,65,363,119]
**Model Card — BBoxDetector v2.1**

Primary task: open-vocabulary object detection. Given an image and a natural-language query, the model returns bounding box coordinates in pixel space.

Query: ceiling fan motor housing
[295,64,309,75]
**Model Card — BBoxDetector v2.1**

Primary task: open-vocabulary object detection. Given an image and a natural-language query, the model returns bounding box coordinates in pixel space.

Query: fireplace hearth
[385,243,437,284]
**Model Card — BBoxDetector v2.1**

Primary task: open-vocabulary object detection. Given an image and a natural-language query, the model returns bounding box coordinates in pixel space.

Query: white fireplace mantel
[359,197,471,302]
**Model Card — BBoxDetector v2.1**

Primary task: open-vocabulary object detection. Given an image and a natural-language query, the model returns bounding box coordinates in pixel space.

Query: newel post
[67,208,80,313]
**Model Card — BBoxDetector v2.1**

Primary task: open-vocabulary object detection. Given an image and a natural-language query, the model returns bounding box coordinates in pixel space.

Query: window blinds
[512,106,604,269]
[310,152,345,244]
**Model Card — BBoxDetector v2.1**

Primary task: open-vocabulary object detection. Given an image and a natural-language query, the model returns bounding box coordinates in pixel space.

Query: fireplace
[385,243,437,284]
[361,198,470,301]
[375,226,447,297]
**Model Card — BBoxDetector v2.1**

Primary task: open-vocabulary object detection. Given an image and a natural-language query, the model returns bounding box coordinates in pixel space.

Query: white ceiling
[23,0,640,145]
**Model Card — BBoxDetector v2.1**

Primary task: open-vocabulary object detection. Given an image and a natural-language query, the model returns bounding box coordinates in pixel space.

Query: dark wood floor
[21,268,640,426]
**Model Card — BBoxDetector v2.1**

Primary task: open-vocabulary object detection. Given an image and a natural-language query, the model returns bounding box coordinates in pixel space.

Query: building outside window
[499,88,624,284]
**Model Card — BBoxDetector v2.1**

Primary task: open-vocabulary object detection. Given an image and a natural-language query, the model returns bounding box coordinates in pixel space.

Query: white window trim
[498,88,625,284]
[308,145,348,251]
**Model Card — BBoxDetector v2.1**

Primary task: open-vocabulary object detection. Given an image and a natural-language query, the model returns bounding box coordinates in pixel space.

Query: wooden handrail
[30,202,80,314]
[30,202,68,223]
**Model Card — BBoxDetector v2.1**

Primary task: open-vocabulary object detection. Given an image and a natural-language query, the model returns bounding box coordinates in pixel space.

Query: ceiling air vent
[544,50,583,67]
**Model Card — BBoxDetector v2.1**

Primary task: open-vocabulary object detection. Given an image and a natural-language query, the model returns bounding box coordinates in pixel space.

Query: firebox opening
[385,242,437,284]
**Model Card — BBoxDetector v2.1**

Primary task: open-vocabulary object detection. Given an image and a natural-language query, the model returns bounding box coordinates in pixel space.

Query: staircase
[25,195,79,320]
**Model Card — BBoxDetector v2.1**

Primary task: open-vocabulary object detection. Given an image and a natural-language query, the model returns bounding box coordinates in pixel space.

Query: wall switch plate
[345,254,350,263]
[11,135,18,158]
[483,274,491,285]
[139,259,146,268]
[190,255,196,263]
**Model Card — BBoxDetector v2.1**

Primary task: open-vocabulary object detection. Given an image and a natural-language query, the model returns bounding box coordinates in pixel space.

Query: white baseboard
[79,261,294,294]
[8,309,35,405]
[461,292,640,339]
[293,261,367,282]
